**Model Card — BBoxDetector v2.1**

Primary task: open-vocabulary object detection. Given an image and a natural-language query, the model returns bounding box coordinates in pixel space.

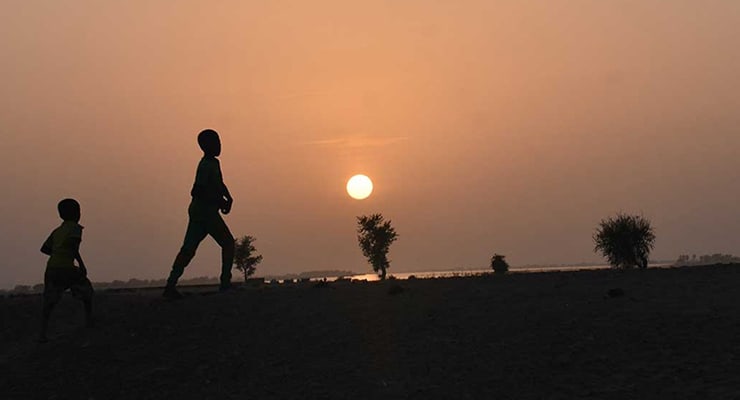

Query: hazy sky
[2,1,739,287]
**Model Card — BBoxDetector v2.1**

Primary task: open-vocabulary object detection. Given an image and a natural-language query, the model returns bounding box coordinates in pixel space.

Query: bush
[594,213,655,269]
[490,254,509,274]
[12,285,31,294]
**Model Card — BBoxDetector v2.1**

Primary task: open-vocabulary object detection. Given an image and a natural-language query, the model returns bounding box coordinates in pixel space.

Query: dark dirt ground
[3,265,740,399]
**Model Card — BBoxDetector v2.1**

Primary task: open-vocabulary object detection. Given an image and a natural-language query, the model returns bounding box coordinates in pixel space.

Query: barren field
[3,265,740,399]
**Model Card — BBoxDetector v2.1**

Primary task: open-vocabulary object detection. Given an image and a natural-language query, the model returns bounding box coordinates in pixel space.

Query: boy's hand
[41,235,53,255]
[76,256,87,277]
[221,198,233,215]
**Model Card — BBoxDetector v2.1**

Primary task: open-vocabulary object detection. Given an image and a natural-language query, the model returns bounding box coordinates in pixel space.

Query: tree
[357,214,399,280]
[593,213,655,269]
[490,253,509,274]
[234,235,263,282]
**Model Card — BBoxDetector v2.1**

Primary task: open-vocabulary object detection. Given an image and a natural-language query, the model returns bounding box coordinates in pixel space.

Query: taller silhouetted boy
[164,129,235,299]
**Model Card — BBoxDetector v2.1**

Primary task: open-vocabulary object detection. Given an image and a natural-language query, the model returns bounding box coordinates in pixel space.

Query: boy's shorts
[44,267,94,304]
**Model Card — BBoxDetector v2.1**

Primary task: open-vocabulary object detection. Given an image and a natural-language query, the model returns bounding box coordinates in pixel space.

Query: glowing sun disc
[347,175,373,200]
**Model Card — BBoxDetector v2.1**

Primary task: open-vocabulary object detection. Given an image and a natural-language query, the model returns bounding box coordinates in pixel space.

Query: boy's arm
[218,161,233,214]
[221,192,233,214]
[66,225,84,268]
[220,183,233,214]
[222,183,233,202]
[40,234,53,255]
[69,237,87,276]
[222,183,233,204]
[75,252,87,276]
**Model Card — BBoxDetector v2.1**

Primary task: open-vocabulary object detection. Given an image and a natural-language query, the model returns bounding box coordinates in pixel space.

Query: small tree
[357,214,399,280]
[490,253,509,274]
[594,213,655,269]
[234,235,263,282]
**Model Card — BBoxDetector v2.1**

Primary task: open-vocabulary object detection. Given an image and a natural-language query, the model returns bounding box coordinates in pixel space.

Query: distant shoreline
[2,261,683,292]
[0,262,678,295]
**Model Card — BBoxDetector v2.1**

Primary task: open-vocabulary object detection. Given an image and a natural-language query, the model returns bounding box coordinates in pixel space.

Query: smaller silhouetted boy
[39,198,94,342]
[164,129,235,299]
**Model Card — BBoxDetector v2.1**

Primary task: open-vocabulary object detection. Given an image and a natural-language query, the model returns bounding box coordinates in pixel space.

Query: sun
[347,174,373,200]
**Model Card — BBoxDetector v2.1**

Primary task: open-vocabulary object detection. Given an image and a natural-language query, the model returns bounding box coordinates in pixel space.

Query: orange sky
[2,1,739,287]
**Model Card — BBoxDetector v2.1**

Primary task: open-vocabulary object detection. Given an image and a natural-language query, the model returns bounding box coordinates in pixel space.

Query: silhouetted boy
[164,129,235,299]
[40,198,94,342]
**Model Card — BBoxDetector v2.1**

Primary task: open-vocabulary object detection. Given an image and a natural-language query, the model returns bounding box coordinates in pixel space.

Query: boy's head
[197,129,221,157]
[57,198,80,222]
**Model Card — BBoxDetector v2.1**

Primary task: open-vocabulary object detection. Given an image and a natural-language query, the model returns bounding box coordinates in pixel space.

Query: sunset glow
[0,1,739,287]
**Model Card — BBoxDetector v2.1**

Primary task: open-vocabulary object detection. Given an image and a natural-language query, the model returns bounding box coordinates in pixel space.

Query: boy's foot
[162,287,183,300]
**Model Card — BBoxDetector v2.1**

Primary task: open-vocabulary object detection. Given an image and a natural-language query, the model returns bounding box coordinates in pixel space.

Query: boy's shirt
[43,221,83,269]
[189,156,225,218]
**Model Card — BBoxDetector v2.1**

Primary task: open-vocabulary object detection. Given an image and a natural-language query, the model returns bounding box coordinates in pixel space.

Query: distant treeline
[2,271,358,296]
[675,254,740,266]
[4,276,220,296]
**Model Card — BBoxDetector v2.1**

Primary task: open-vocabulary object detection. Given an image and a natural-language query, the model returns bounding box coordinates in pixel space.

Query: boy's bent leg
[208,215,235,288]
[166,220,208,288]
[40,270,63,342]
[71,274,94,326]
